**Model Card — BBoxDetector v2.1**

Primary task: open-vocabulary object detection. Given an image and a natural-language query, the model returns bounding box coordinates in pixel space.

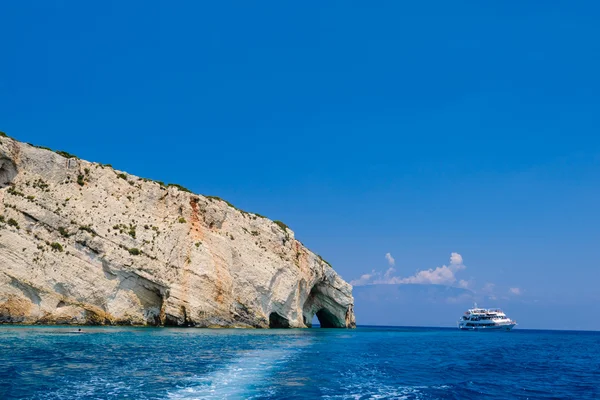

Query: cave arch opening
[315,308,341,328]
[0,157,17,188]
[269,312,290,328]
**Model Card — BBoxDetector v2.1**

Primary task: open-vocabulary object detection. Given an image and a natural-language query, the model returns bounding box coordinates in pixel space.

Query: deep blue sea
[0,326,598,399]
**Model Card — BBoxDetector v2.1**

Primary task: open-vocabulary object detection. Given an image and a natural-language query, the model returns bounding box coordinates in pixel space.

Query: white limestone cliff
[0,135,355,328]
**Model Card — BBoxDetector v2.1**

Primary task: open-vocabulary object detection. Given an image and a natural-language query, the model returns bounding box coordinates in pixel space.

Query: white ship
[458,304,516,331]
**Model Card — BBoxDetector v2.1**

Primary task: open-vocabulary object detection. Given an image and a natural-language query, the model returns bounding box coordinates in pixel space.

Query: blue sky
[2,2,600,328]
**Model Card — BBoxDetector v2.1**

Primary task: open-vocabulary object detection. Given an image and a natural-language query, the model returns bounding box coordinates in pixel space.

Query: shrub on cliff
[168,183,191,193]
[274,220,289,232]
[50,242,64,252]
[55,150,77,159]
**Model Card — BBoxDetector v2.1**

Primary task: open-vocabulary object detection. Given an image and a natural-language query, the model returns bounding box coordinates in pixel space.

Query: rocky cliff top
[0,133,355,328]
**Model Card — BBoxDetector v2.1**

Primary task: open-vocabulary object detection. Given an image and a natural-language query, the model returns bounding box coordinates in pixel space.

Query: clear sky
[2,2,599,328]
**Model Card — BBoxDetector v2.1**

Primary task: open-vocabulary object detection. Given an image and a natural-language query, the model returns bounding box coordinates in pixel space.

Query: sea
[0,326,598,399]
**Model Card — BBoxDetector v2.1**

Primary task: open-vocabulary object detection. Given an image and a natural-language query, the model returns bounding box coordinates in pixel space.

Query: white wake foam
[168,340,310,400]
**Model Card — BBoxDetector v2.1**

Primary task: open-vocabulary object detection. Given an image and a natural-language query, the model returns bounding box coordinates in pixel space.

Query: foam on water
[168,339,311,399]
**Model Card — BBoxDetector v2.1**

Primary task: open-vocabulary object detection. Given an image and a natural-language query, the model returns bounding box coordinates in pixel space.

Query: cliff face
[0,136,355,328]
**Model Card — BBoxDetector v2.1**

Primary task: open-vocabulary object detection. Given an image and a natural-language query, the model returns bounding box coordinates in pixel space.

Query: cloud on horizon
[350,253,526,303]
[350,252,467,287]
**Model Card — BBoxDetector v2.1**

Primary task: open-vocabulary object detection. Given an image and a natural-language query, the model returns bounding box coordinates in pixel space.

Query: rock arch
[302,282,354,328]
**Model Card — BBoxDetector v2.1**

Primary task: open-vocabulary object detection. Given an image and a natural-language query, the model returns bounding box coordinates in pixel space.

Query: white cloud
[385,253,395,266]
[351,252,467,286]
[383,267,395,280]
[349,270,376,286]
[395,252,466,285]
[450,252,463,266]
[396,265,457,285]
[509,287,522,295]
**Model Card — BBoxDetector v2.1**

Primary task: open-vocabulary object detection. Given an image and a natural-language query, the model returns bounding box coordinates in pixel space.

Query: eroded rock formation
[0,135,355,328]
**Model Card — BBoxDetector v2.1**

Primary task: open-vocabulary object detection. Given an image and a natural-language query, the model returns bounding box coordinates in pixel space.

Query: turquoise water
[1,326,598,399]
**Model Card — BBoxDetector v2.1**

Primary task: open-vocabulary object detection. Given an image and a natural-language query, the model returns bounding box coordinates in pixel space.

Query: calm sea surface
[0,326,598,399]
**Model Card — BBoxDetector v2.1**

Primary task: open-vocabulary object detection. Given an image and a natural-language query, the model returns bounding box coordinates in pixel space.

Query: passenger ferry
[458,304,516,331]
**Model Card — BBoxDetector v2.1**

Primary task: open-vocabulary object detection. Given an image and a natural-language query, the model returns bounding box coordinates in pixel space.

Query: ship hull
[458,323,516,331]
